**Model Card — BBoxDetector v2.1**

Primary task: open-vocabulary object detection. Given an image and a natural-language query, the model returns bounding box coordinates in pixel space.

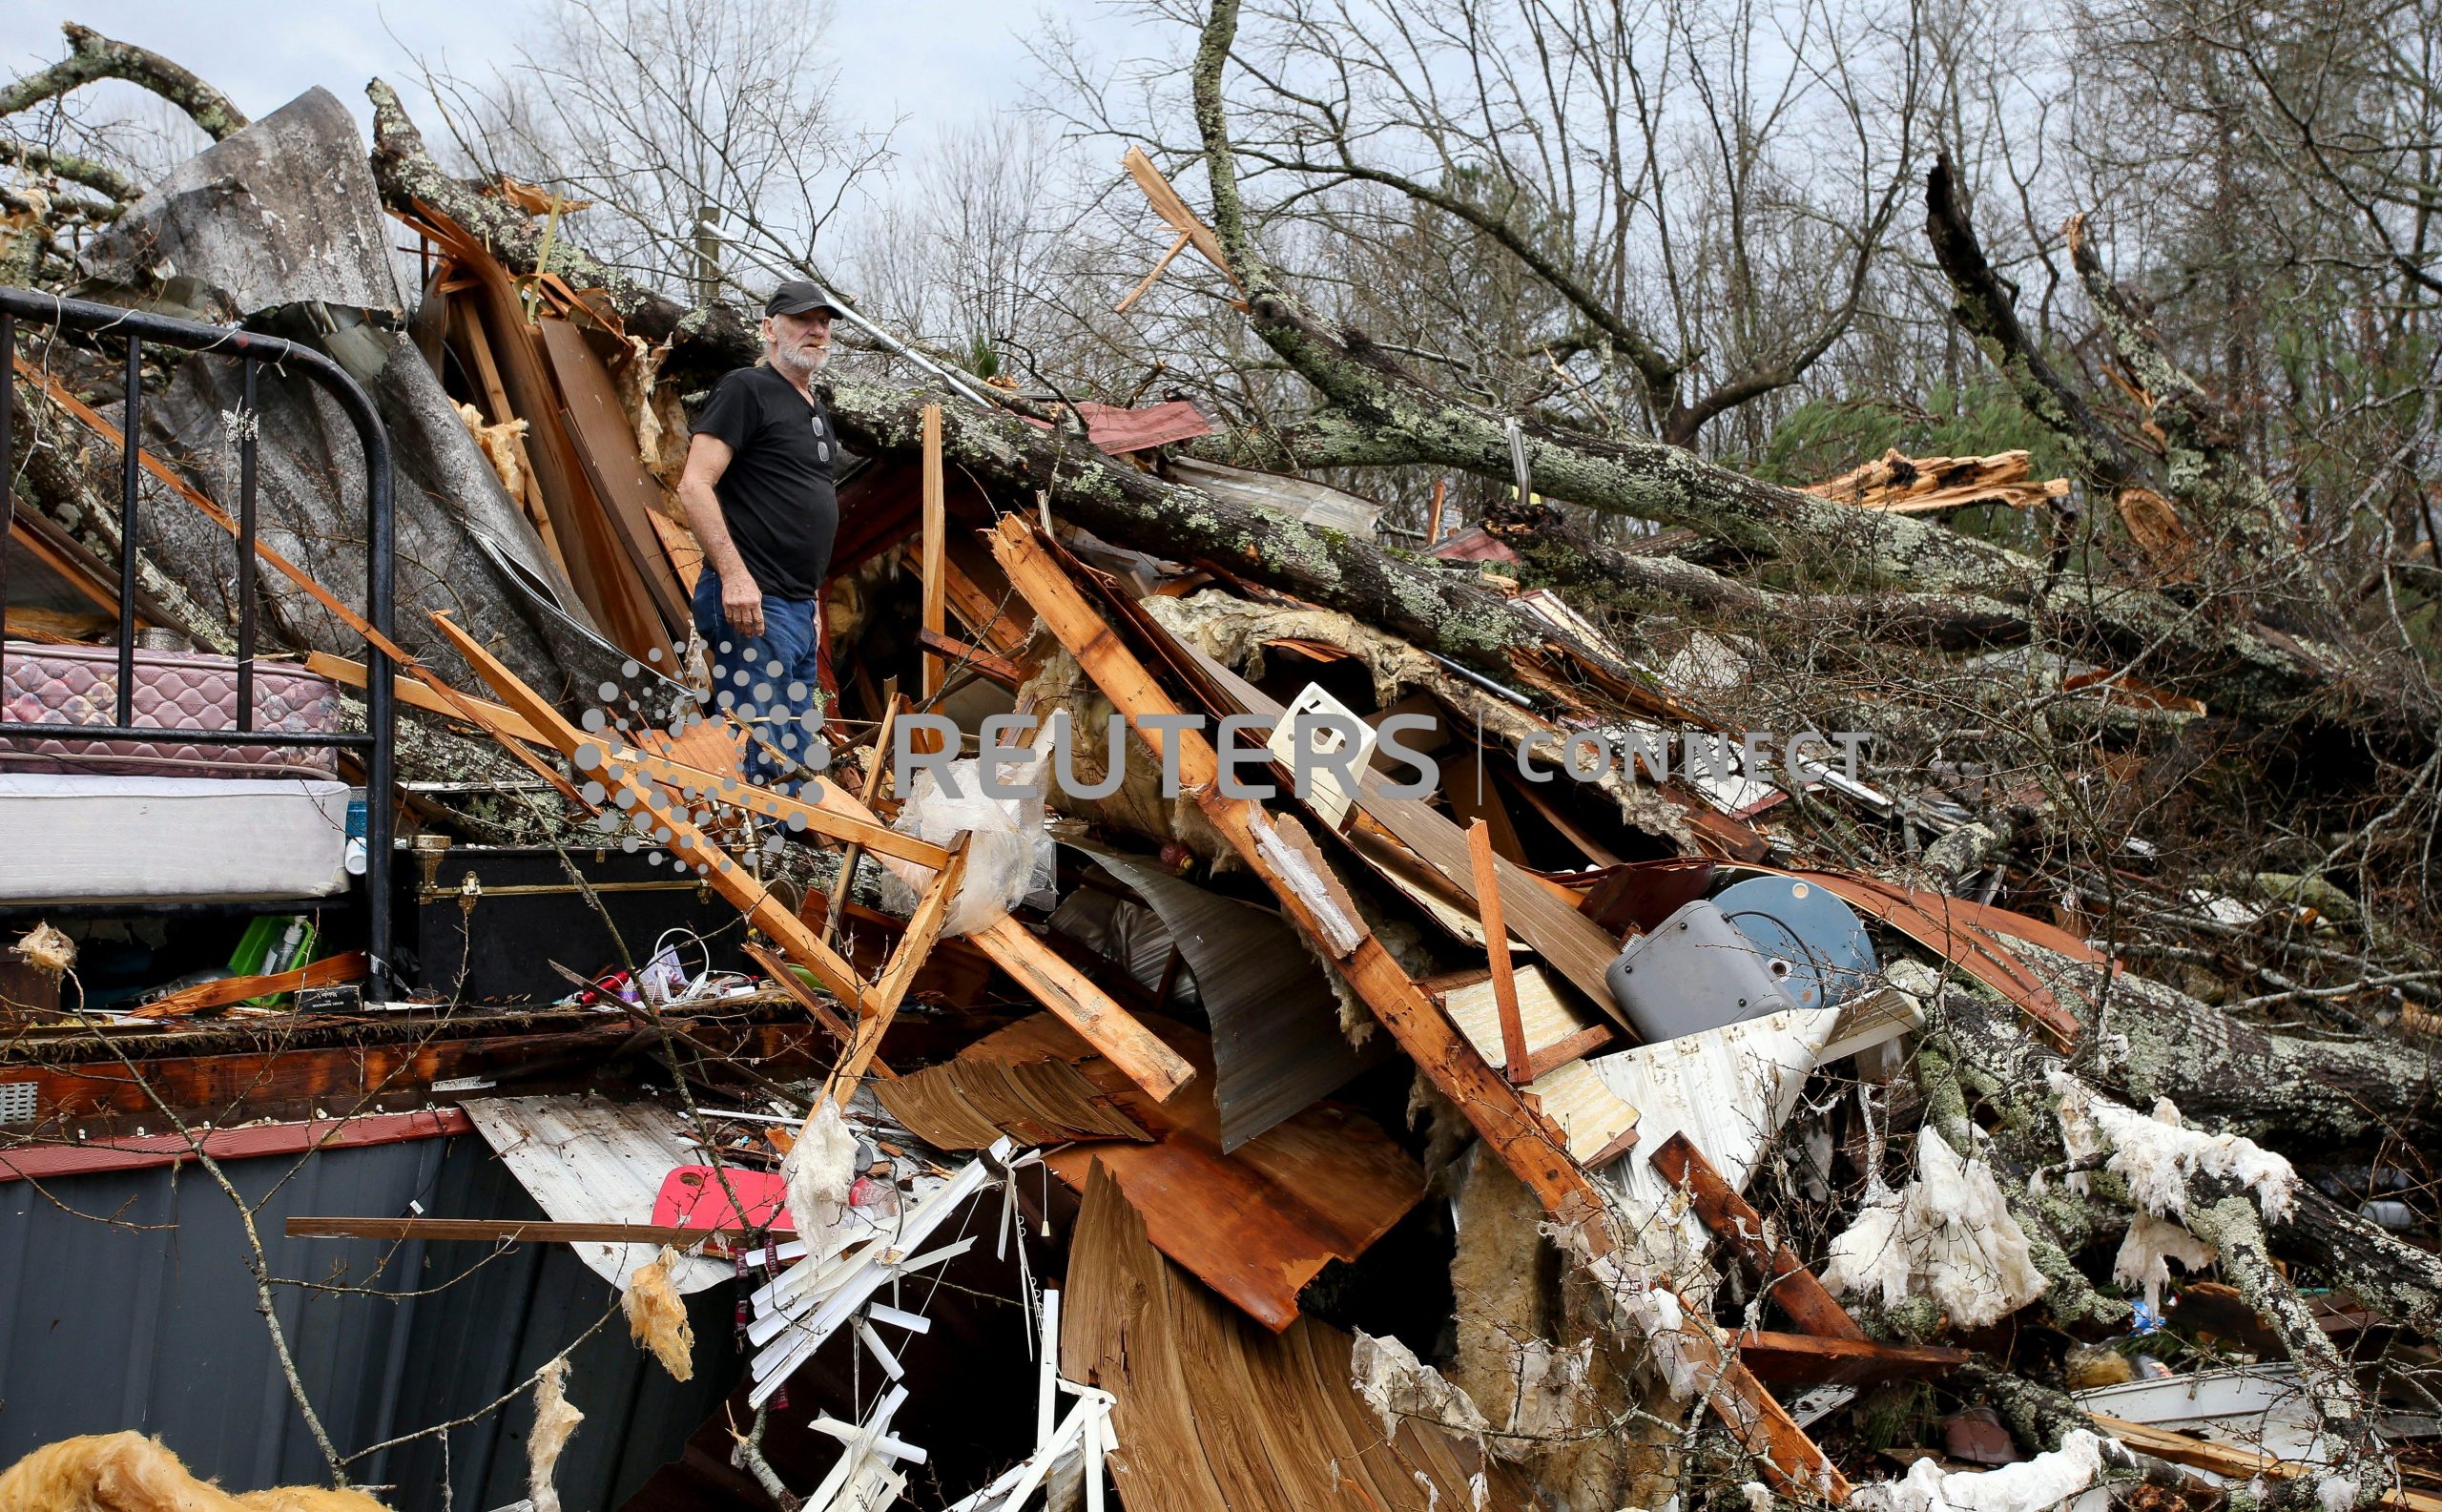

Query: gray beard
[770,343,829,383]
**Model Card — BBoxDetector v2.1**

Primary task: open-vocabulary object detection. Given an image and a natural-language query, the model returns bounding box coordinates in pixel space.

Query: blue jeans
[692,570,826,792]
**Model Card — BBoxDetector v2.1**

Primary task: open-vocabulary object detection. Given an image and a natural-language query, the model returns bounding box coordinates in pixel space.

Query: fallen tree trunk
[1183,0,2432,754]
[1484,493,2036,652]
[0,23,250,141]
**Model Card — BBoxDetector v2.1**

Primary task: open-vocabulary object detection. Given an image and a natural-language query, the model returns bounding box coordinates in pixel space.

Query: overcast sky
[1,1,1160,159]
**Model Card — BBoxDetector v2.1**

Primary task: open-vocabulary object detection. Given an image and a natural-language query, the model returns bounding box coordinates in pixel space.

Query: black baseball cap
[765,280,844,318]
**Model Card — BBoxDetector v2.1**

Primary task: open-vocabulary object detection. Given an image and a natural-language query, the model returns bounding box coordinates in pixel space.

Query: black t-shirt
[690,364,839,601]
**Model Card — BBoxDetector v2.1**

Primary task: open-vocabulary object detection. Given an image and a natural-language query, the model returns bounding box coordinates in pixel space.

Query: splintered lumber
[921,403,947,699]
[287,1217,753,1248]
[430,611,879,1013]
[823,692,901,949]
[131,952,370,1018]
[1801,448,2069,514]
[828,834,969,1104]
[1729,1332,1969,1387]
[1120,146,1239,291]
[783,757,1197,1105]
[2088,1417,2442,1512]
[305,651,552,746]
[1177,633,1632,1025]
[1469,818,1534,1083]
[986,515,1848,1501]
[1652,1132,1866,1341]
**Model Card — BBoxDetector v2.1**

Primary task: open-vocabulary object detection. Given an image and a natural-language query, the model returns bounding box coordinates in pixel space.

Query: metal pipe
[116,332,140,727]
[238,358,258,733]
[2,308,13,694]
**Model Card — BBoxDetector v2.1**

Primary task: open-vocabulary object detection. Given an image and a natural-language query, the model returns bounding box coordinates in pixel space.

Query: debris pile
[0,30,2436,1512]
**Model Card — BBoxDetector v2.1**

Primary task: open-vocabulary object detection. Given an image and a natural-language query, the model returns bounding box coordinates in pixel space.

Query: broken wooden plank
[830,834,969,1103]
[287,1216,752,1248]
[1438,967,1642,1167]
[1470,818,1534,1083]
[2089,1416,2442,1512]
[533,317,691,635]
[130,952,370,1019]
[1652,1131,1866,1341]
[822,690,901,949]
[432,611,880,1013]
[918,627,1024,691]
[921,402,946,700]
[305,651,552,746]
[1177,632,1634,1027]
[989,514,1847,1500]
[1729,1331,1969,1386]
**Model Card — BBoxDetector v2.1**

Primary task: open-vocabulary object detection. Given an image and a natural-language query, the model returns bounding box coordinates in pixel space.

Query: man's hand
[721,569,766,639]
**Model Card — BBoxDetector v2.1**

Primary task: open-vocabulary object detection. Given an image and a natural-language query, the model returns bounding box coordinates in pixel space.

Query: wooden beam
[305,651,551,746]
[919,627,1025,691]
[1652,1132,1867,1342]
[1729,1331,1968,1386]
[131,952,370,1019]
[1112,229,1193,316]
[988,513,1846,1502]
[829,835,968,1105]
[602,745,951,867]
[786,754,1197,1106]
[921,402,946,700]
[288,1216,756,1248]
[431,612,879,1015]
[823,690,901,949]
[2089,1417,2442,1512]
[1521,1021,1618,1082]
[1470,818,1534,1084]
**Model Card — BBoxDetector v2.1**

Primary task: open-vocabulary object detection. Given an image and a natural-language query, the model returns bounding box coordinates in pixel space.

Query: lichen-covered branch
[0,138,140,201]
[1923,158,2142,493]
[0,23,250,141]
[820,378,1664,698]
[1186,3,2430,751]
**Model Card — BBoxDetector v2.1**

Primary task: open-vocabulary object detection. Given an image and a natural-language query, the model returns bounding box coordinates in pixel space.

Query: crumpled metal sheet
[1090,848,1388,1151]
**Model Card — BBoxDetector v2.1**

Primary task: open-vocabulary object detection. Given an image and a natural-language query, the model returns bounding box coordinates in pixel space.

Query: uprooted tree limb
[1181,0,2434,756]
[0,22,251,141]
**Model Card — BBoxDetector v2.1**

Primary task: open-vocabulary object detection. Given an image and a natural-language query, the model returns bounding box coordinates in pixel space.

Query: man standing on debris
[677,280,846,792]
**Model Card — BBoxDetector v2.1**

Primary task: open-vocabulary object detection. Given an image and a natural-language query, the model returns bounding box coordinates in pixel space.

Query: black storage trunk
[398,843,750,1002]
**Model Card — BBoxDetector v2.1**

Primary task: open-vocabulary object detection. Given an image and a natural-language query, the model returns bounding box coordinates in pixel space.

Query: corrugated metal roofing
[0,1129,737,1512]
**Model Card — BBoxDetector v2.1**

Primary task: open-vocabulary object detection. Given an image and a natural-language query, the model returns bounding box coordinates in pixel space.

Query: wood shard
[873,1057,1151,1150]
[1062,1161,1528,1512]
[961,1012,1422,1333]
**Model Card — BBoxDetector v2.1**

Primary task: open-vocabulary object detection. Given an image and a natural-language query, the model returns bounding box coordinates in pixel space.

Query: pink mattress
[0,641,343,778]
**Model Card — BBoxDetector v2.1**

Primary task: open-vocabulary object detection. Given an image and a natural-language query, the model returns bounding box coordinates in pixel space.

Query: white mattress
[0,773,351,903]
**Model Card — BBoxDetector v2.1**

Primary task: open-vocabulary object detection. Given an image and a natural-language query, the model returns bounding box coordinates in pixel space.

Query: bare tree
[417,0,894,308]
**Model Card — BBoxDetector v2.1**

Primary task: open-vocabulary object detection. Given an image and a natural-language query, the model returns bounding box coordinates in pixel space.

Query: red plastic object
[652,1165,795,1232]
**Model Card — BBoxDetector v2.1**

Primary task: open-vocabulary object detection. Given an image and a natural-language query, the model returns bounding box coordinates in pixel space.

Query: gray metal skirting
[0,1133,737,1512]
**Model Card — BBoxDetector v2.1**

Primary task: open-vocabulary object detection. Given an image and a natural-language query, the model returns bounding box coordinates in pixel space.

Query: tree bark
[819,378,1674,702]
[1183,2,2432,754]
[0,23,249,141]
[1484,492,2036,651]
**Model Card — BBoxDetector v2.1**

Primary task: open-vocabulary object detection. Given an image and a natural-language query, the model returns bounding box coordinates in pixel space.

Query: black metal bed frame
[0,287,397,995]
